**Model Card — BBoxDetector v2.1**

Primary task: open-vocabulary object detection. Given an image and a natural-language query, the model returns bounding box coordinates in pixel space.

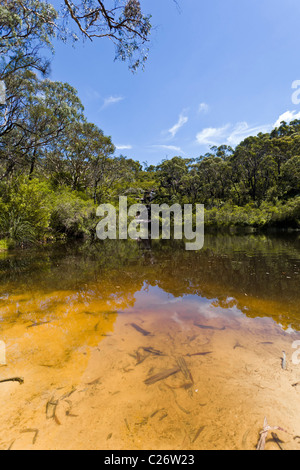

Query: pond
[0,233,300,450]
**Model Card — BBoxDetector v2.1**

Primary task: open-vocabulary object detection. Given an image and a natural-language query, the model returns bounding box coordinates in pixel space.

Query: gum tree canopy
[0,0,152,73]
[63,0,152,71]
[0,0,58,78]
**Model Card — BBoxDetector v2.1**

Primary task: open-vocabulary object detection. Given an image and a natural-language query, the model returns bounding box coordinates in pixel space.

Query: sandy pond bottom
[0,287,300,451]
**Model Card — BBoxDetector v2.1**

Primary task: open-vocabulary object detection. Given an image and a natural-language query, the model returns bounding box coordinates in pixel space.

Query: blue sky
[49,0,300,165]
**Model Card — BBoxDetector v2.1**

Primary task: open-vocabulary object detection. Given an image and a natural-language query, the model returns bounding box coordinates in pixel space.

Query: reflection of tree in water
[0,234,299,330]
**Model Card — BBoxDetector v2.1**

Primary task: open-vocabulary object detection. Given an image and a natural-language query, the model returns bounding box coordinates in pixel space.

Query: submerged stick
[186,352,212,357]
[271,432,284,451]
[46,397,61,425]
[124,418,131,432]
[167,382,193,390]
[130,323,152,337]
[60,387,77,400]
[257,417,287,451]
[27,321,51,329]
[233,342,244,350]
[135,347,165,365]
[7,440,15,451]
[20,429,39,445]
[86,377,101,386]
[144,368,180,385]
[194,323,225,331]
[257,418,269,451]
[0,377,24,385]
[143,347,164,356]
[177,357,194,384]
[281,351,287,371]
[192,426,206,444]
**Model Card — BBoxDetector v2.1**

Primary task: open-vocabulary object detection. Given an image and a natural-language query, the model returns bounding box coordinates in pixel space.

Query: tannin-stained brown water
[0,234,300,450]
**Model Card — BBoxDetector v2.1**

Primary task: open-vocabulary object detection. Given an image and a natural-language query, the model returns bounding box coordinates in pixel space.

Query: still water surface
[0,234,300,450]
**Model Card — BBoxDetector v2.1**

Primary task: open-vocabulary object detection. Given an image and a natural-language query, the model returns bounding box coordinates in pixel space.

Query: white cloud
[102,95,124,109]
[196,110,300,149]
[226,122,271,146]
[152,144,183,153]
[274,110,300,128]
[198,102,209,114]
[116,144,132,150]
[196,122,271,147]
[196,125,230,146]
[168,113,188,138]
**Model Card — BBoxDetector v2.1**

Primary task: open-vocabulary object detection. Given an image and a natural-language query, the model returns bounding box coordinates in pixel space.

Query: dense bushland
[1,1,299,248]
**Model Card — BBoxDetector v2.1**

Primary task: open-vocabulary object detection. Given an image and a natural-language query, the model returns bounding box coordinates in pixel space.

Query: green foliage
[205,198,300,229]
[280,156,300,198]
[0,178,53,244]
[0,239,9,251]
[49,189,96,239]
[0,0,152,75]
[0,0,57,83]
[270,197,300,228]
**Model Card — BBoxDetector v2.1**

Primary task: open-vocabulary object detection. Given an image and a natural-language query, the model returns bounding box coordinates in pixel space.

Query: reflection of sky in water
[129,283,244,321]
[1,234,299,332]
[130,284,298,334]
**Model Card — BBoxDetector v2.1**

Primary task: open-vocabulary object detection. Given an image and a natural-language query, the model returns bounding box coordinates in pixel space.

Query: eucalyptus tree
[0,0,58,169]
[194,155,232,206]
[45,121,116,197]
[156,157,192,202]
[270,120,300,177]
[230,134,277,204]
[280,156,300,198]
[0,76,84,179]
[25,79,85,177]
[0,0,57,80]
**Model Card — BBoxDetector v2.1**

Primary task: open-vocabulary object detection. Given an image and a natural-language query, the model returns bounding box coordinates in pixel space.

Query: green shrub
[0,178,53,245]
[204,198,300,229]
[0,239,9,251]
[49,189,96,238]
[270,197,300,228]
